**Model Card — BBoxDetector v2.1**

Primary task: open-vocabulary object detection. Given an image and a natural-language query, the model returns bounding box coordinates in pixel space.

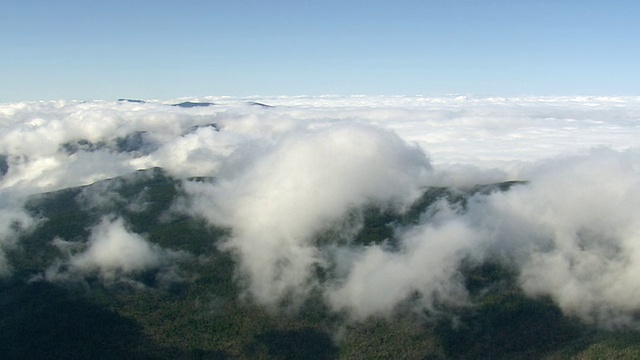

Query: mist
[45,216,183,284]
[2,96,640,327]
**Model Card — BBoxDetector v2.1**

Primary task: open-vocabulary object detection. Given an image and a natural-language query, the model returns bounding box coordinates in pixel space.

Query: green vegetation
[2,170,639,359]
[0,154,8,176]
[60,131,150,155]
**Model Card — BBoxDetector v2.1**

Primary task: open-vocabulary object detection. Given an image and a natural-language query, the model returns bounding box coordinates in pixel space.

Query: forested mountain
[2,168,639,359]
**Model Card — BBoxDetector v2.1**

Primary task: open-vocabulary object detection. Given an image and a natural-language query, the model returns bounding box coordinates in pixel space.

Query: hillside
[2,168,640,359]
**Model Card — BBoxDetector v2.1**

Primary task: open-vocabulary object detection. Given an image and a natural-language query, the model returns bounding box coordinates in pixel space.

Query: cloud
[3,96,640,326]
[326,216,478,319]
[182,122,432,306]
[468,148,640,327]
[46,216,183,284]
[0,192,39,277]
[2,96,639,194]
[320,148,640,325]
[70,217,162,275]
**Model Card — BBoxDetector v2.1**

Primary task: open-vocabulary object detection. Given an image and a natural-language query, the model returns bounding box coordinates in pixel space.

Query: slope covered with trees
[2,168,640,359]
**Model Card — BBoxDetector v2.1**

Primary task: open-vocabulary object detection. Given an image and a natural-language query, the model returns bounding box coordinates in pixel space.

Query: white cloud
[182,122,432,306]
[327,217,478,319]
[326,147,640,324]
[46,216,182,283]
[0,192,39,277]
[2,96,640,194]
[3,96,640,326]
[71,217,160,274]
[469,148,640,327]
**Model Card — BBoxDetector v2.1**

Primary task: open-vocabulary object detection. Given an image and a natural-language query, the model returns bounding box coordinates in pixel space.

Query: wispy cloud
[45,216,184,285]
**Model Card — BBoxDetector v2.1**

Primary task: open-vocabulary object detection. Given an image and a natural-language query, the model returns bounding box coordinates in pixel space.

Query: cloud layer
[2,96,640,327]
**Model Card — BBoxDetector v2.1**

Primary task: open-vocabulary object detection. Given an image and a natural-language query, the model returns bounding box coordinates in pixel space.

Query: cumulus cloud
[182,123,432,306]
[319,148,640,325]
[327,216,479,319]
[72,217,162,274]
[46,216,182,284]
[468,148,640,327]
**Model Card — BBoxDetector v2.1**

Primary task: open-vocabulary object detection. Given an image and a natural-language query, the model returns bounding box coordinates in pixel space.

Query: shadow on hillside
[247,328,338,360]
[427,261,591,359]
[0,281,228,359]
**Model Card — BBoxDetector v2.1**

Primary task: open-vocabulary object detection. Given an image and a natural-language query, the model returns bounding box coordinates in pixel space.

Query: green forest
[2,168,640,359]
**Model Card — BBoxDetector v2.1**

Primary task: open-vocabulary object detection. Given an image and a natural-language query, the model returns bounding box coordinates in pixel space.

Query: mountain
[60,131,153,155]
[2,168,640,359]
[171,101,215,108]
[247,101,273,108]
[117,98,146,103]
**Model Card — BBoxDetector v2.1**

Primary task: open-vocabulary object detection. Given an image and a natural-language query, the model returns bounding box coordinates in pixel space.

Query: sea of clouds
[2,95,640,327]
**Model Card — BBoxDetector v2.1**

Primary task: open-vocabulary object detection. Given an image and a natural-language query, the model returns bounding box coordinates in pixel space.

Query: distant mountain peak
[171,101,215,108]
[247,101,273,108]
[117,99,146,104]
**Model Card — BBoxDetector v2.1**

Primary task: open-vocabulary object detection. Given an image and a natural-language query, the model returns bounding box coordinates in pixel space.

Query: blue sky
[1,0,638,101]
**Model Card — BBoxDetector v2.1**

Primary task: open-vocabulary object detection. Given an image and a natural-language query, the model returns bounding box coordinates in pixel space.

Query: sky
[1,0,639,101]
[3,0,640,334]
